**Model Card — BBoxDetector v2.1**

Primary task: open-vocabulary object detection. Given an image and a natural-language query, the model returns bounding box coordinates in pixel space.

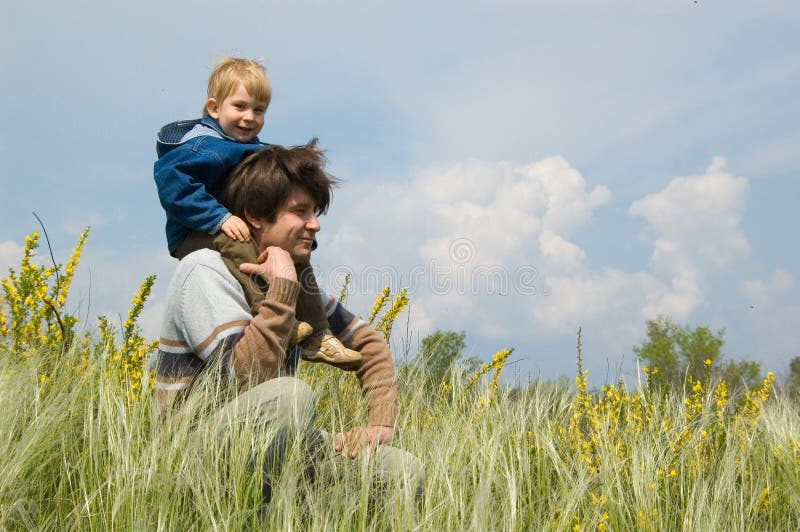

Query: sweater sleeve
[229,277,300,387]
[345,325,399,427]
[324,296,399,427]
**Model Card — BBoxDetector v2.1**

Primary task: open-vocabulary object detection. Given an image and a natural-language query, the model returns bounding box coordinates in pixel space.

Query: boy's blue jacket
[154,116,266,254]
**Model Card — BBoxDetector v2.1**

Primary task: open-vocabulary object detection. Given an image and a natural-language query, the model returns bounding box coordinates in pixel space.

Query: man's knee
[250,376,315,428]
[375,446,425,485]
[212,377,316,433]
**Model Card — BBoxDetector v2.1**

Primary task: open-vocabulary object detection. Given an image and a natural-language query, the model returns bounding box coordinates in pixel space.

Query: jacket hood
[156,119,204,158]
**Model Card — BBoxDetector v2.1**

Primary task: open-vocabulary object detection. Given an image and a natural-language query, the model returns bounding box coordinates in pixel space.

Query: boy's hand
[221,215,251,242]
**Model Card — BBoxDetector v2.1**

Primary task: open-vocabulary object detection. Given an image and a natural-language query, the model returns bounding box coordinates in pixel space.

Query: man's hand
[221,215,251,242]
[335,425,394,458]
[239,246,297,283]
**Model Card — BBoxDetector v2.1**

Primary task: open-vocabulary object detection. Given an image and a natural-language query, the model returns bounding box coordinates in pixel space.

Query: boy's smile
[206,82,267,142]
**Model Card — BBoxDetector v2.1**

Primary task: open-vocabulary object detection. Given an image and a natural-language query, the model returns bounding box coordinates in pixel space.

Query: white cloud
[630,156,749,271]
[66,245,176,340]
[620,157,751,319]
[320,153,771,381]
[331,155,609,268]
[520,157,612,235]
[640,267,701,321]
[324,155,614,344]
[0,240,24,274]
[743,269,796,307]
[538,230,585,273]
[59,209,111,238]
[532,269,671,332]
[732,269,800,368]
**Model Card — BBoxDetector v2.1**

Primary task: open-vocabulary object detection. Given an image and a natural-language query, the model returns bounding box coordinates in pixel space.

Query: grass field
[1,231,799,530]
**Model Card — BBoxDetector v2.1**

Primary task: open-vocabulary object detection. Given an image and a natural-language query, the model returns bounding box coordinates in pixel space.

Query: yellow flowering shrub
[375,289,409,341]
[547,332,783,529]
[0,230,157,402]
[0,229,87,355]
[302,285,410,423]
[97,275,159,403]
[367,286,391,326]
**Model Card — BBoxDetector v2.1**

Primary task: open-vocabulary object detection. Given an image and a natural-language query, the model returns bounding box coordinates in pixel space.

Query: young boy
[154,57,360,368]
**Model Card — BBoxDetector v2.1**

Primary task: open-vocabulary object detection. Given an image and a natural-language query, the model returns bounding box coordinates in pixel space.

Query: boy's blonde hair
[202,57,271,115]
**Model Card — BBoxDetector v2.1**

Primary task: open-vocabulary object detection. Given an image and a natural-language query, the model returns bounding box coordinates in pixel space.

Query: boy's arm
[154,142,232,235]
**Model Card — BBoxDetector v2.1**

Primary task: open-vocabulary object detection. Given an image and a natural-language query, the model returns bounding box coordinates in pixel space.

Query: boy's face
[206,82,267,142]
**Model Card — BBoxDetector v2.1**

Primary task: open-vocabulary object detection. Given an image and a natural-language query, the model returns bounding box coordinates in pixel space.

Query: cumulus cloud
[640,267,701,321]
[0,240,24,274]
[743,269,795,307]
[59,209,111,237]
[314,152,768,380]
[330,155,609,267]
[735,269,800,367]
[625,156,750,318]
[320,154,761,378]
[630,156,749,271]
[534,269,640,331]
[325,155,611,340]
[538,230,585,273]
[66,245,176,339]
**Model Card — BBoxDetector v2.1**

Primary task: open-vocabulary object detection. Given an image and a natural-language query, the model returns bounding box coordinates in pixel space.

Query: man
[153,139,421,500]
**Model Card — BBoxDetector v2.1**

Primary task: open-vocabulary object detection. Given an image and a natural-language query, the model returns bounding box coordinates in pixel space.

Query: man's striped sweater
[154,249,398,426]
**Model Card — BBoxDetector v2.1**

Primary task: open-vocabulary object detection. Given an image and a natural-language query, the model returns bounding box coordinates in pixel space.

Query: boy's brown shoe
[301,330,362,368]
[290,321,314,347]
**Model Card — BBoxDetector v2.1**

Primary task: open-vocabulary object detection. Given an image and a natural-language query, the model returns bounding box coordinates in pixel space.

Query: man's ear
[206,98,219,119]
[244,211,262,229]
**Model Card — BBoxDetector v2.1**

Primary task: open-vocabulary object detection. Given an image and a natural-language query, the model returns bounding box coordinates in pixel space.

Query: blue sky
[2,0,798,384]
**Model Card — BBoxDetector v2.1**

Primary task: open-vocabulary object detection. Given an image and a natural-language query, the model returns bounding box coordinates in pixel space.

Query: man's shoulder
[174,249,234,285]
[168,249,248,311]
[178,248,224,270]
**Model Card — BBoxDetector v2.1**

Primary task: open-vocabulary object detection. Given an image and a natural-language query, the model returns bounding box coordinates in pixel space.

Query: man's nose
[306,214,320,231]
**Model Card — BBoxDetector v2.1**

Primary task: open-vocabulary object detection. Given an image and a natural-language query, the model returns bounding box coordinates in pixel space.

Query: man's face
[207,82,267,142]
[253,186,320,263]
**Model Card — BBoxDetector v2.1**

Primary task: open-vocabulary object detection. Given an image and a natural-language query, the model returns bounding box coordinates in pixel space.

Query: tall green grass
[1,338,799,530]
[2,230,799,529]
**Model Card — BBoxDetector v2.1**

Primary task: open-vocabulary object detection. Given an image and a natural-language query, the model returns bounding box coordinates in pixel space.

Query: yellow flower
[367,287,391,325]
[375,288,409,341]
[759,486,770,514]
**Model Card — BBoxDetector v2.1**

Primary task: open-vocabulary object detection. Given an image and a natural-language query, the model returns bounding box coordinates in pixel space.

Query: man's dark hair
[219,138,337,223]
